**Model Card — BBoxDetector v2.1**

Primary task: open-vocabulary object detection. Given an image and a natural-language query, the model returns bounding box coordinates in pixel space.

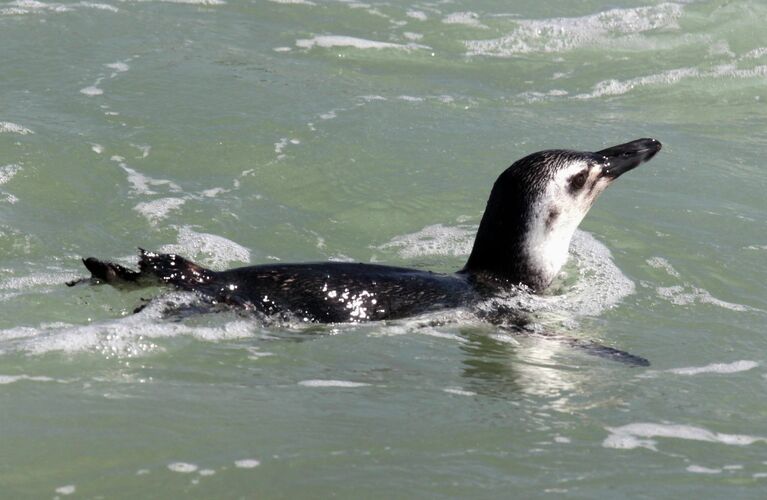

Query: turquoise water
[2,0,767,497]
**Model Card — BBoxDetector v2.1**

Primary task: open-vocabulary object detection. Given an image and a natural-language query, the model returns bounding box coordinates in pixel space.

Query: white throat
[522,161,609,287]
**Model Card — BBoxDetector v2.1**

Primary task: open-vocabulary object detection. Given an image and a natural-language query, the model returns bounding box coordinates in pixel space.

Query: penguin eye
[568,170,589,192]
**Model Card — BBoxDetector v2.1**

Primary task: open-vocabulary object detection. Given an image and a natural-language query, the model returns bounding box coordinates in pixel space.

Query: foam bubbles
[656,285,749,311]
[134,197,186,224]
[120,164,181,195]
[0,164,22,185]
[377,223,475,258]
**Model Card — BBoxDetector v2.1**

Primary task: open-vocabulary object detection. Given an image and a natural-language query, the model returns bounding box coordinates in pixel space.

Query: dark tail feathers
[72,249,214,289]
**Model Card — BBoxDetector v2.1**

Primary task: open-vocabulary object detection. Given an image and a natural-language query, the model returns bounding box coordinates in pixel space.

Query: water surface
[1,0,767,497]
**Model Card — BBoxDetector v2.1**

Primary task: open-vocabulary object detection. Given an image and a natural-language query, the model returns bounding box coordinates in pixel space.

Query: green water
[1,0,767,498]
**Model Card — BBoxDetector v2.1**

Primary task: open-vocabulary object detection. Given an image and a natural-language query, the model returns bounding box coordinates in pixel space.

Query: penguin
[72,138,661,329]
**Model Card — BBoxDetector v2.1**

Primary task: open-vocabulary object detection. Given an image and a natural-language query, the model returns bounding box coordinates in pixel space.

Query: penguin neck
[461,195,576,291]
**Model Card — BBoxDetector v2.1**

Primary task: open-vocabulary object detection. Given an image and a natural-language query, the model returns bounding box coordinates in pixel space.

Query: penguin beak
[596,138,662,179]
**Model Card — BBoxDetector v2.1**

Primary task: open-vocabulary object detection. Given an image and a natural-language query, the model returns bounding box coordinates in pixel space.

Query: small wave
[442,11,488,29]
[268,0,315,5]
[576,64,767,99]
[159,225,250,269]
[296,35,428,51]
[80,85,104,97]
[666,360,758,376]
[0,374,62,384]
[406,9,427,21]
[0,299,258,356]
[687,465,722,474]
[129,0,225,5]
[466,3,684,56]
[0,122,33,135]
[298,379,370,388]
[603,422,767,451]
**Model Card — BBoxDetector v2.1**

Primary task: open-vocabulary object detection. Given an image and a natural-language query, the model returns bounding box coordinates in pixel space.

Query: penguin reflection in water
[72,138,662,366]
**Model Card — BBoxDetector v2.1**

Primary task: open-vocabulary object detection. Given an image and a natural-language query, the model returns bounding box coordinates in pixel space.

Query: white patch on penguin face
[523,158,612,286]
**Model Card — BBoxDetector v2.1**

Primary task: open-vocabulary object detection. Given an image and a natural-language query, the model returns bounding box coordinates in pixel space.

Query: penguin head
[464,138,662,290]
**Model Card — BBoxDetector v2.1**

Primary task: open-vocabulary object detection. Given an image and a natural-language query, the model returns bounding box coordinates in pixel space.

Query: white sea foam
[687,465,722,474]
[298,379,370,388]
[406,9,427,21]
[0,122,33,135]
[133,197,186,224]
[0,374,58,384]
[296,35,427,50]
[80,85,104,96]
[466,3,684,56]
[1,271,80,292]
[54,485,76,495]
[132,143,151,158]
[377,223,475,258]
[403,32,423,41]
[443,11,487,29]
[268,0,315,4]
[0,164,22,185]
[120,164,181,195]
[105,61,129,73]
[666,360,758,376]
[577,64,767,99]
[136,0,225,4]
[646,256,681,278]
[168,462,198,473]
[0,305,258,357]
[443,387,476,396]
[234,459,261,468]
[80,2,118,12]
[603,422,767,451]
[656,284,749,311]
[159,225,250,269]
